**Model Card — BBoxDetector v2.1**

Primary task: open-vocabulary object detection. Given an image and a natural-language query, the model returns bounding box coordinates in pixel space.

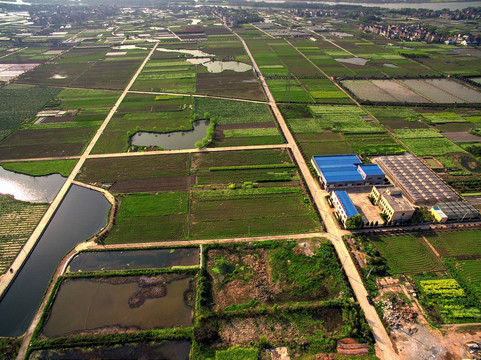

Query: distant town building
[371,186,415,223]
[374,154,457,206]
[331,190,359,227]
[312,154,385,189]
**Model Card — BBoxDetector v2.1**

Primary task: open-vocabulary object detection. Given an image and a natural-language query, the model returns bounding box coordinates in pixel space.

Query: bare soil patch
[443,132,481,143]
[109,175,195,193]
[196,72,264,101]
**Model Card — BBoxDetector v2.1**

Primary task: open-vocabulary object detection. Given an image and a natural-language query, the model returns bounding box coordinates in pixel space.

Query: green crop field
[0,195,49,273]
[195,98,273,125]
[308,105,384,133]
[0,85,61,142]
[445,259,481,302]
[1,160,77,177]
[344,134,405,155]
[394,129,465,156]
[190,187,319,239]
[106,192,189,244]
[415,276,481,323]
[426,230,481,258]
[93,94,193,153]
[373,234,444,274]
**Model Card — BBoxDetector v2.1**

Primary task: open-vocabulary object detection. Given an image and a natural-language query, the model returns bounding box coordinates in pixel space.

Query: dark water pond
[68,247,199,272]
[131,120,209,149]
[29,340,191,360]
[0,167,65,202]
[42,275,193,337]
[0,185,110,337]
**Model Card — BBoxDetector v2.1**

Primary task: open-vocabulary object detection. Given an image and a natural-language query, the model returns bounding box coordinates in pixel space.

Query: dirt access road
[234,29,397,360]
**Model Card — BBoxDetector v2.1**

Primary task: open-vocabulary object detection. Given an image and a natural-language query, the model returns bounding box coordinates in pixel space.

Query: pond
[29,340,191,360]
[131,120,209,149]
[383,63,398,68]
[67,247,199,272]
[335,57,370,66]
[186,58,251,73]
[42,275,194,337]
[156,47,213,58]
[0,185,110,337]
[0,166,65,203]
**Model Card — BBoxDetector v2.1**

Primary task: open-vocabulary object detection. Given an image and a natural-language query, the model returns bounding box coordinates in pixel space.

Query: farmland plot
[0,195,48,273]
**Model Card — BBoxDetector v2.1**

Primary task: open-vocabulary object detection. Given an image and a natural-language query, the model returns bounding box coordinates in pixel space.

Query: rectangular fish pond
[29,340,191,360]
[41,274,195,338]
[67,247,199,272]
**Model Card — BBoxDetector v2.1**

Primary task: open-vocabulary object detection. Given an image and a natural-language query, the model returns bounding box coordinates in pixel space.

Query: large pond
[42,275,194,337]
[131,120,209,149]
[0,166,65,202]
[29,340,191,360]
[335,57,370,66]
[0,185,110,337]
[186,58,251,73]
[68,248,199,272]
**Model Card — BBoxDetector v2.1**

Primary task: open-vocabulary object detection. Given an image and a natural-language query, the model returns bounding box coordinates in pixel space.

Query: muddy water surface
[68,248,199,272]
[42,276,193,337]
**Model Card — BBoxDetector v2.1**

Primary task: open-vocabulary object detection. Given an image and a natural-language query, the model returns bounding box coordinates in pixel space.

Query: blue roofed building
[330,190,359,226]
[311,154,385,189]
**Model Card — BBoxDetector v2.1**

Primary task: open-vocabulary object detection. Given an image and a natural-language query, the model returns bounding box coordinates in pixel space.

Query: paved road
[13,43,160,360]
[236,30,398,360]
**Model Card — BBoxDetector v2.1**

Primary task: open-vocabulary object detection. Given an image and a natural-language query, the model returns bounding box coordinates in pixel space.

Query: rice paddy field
[373,234,445,274]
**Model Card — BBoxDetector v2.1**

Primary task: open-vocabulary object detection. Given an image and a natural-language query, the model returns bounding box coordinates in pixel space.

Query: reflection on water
[131,120,209,149]
[68,248,199,272]
[0,167,65,203]
[0,185,110,337]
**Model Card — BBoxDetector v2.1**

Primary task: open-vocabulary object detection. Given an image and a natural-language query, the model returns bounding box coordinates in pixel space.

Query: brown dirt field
[217,307,343,348]
[109,175,195,193]
[41,115,76,123]
[207,248,282,310]
[443,132,481,143]
[77,153,189,183]
[196,72,265,101]
[0,143,85,160]
[204,27,232,36]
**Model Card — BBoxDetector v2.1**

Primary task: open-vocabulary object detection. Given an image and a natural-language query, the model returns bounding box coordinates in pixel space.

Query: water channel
[131,119,209,149]
[68,247,199,272]
[0,185,110,337]
[0,166,65,202]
